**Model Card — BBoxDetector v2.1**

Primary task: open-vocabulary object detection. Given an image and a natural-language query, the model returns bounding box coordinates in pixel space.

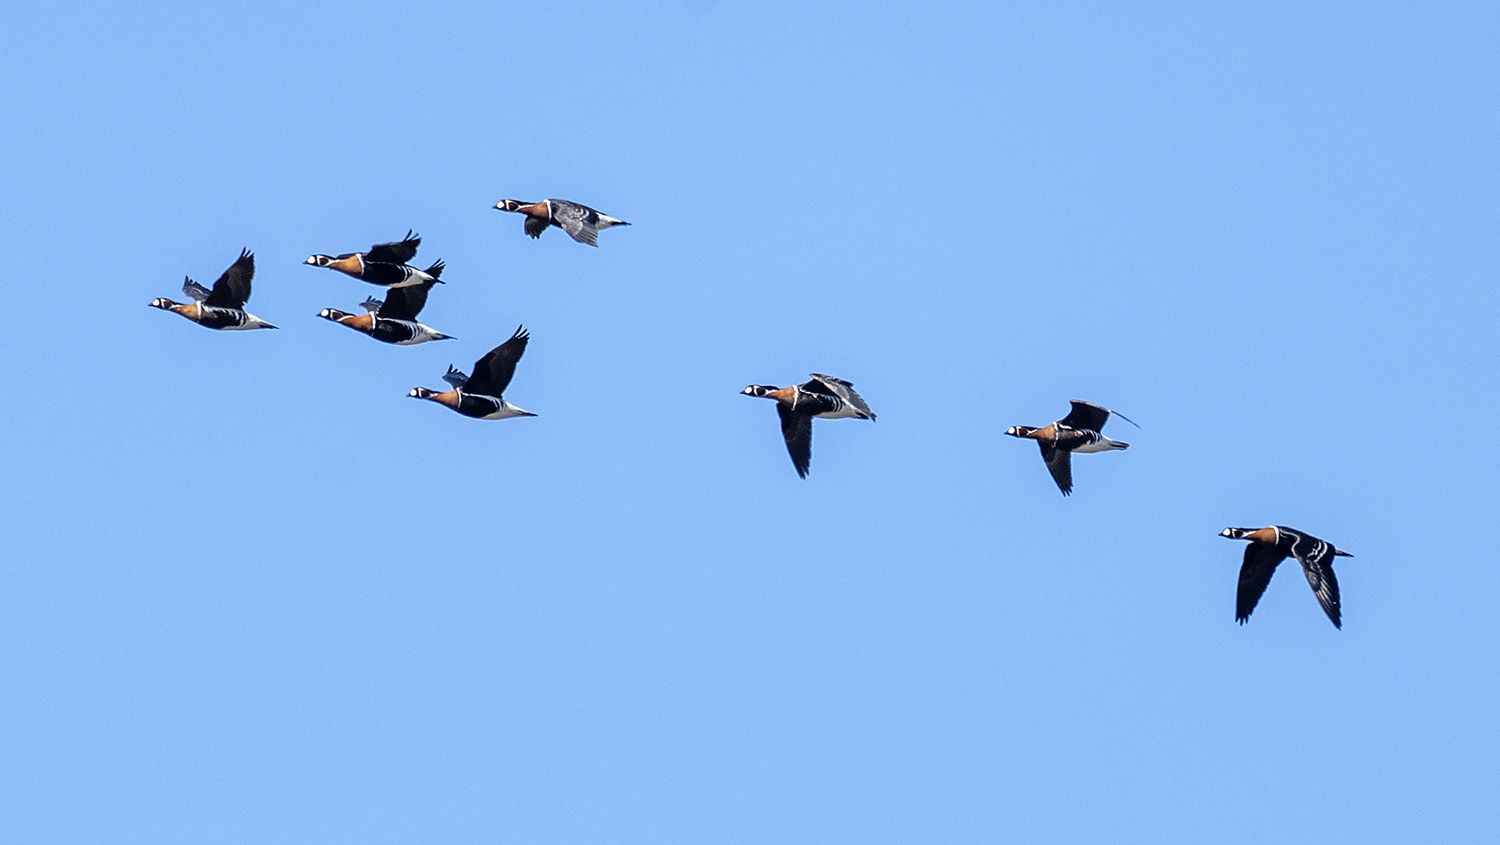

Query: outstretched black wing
[377,279,437,321]
[1236,543,1288,625]
[1038,441,1073,496]
[204,249,254,308]
[1059,400,1112,433]
[777,405,814,478]
[1288,531,1343,628]
[366,230,420,265]
[463,326,530,397]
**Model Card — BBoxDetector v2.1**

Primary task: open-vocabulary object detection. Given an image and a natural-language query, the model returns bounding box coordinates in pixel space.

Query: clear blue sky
[3,1,1498,841]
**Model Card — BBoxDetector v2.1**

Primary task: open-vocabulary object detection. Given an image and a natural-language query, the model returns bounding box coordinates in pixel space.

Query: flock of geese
[150,197,1356,630]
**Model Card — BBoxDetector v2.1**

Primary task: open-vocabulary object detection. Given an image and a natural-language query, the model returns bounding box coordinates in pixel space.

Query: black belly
[359,262,408,286]
[1053,429,1095,452]
[371,319,418,344]
[792,394,840,416]
[457,393,502,418]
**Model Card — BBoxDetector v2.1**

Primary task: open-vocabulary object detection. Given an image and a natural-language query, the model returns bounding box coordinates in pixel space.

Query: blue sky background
[3,1,1498,840]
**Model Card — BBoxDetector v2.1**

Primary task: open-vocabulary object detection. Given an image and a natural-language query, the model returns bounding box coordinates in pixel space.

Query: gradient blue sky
[3,1,1498,841]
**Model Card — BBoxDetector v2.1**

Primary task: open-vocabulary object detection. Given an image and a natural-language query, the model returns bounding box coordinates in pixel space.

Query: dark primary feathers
[375,278,438,321]
[1236,542,1289,625]
[1040,442,1073,495]
[1284,529,1345,629]
[365,230,421,265]
[777,405,815,478]
[1037,426,1114,496]
[1298,551,1343,629]
[204,249,255,308]
[462,325,530,396]
[1059,400,1135,433]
